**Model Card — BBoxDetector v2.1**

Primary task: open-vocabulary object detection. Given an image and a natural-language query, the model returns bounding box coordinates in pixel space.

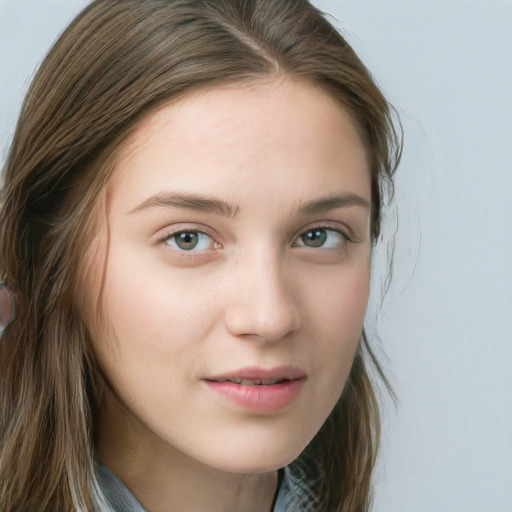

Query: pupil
[302,229,327,247]
[176,232,198,250]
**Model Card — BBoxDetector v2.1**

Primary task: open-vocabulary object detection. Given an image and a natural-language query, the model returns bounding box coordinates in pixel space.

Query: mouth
[205,365,307,386]
[203,366,306,412]
[206,377,293,386]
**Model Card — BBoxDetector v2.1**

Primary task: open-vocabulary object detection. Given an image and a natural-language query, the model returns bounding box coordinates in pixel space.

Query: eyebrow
[129,191,240,218]
[297,193,370,215]
[129,191,369,217]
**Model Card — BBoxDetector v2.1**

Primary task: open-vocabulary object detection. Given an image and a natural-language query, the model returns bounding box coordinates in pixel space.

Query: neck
[95,393,278,512]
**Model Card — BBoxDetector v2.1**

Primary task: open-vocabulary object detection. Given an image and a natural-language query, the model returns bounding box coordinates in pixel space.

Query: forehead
[108,77,370,210]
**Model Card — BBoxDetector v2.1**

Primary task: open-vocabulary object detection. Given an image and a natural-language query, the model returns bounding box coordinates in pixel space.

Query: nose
[224,250,301,341]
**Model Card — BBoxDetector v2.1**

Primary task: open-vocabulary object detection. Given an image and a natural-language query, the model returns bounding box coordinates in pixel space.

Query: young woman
[0,0,401,510]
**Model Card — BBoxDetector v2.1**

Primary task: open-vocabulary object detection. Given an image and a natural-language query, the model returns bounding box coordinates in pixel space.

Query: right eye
[164,230,216,251]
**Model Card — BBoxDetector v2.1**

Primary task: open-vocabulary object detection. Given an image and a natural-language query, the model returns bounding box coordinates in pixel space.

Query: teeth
[221,378,287,386]
[239,379,260,386]
[212,377,291,385]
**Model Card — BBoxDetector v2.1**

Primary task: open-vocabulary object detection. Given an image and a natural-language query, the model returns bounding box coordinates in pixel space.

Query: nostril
[224,261,301,340]
[224,303,301,342]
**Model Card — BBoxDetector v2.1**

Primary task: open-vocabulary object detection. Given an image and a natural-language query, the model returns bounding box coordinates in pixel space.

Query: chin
[200,439,308,475]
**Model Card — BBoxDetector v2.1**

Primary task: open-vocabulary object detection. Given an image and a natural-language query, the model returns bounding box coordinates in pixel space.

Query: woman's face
[89,78,371,474]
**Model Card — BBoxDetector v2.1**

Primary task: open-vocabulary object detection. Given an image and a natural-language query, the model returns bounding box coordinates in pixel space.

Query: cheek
[95,247,218,365]
[305,259,370,336]
[305,263,370,381]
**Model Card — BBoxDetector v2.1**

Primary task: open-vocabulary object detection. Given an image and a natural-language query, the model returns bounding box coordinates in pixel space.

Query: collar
[95,462,315,512]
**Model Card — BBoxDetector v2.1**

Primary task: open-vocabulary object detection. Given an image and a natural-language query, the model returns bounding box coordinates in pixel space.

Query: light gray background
[1,1,511,511]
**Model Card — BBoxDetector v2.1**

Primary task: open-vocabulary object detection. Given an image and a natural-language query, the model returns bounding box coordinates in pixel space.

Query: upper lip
[205,365,307,383]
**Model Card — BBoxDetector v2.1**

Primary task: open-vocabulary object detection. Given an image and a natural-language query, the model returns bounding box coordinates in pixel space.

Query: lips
[211,377,289,386]
[203,365,306,412]
[205,365,307,385]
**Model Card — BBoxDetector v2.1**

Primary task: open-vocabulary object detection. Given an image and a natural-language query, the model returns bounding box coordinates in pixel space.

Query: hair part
[0,1,401,510]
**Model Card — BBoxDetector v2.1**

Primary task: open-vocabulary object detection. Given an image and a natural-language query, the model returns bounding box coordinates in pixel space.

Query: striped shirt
[96,460,322,511]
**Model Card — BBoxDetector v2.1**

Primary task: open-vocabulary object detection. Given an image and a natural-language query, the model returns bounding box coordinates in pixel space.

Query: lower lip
[204,379,304,412]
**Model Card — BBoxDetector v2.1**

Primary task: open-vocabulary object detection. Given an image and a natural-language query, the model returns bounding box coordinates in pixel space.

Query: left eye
[295,228,348,249]
[165,231,214,251]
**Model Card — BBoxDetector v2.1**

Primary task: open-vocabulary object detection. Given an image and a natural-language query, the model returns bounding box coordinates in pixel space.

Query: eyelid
[155,224,222,250]
[293,229,350,251]
[153,221,356,253]
[293,222,354,244]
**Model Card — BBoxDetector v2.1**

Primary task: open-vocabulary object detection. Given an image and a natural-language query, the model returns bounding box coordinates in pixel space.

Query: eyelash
[163,230,220,252]
[159,225,352,253]
[293,226,352,249]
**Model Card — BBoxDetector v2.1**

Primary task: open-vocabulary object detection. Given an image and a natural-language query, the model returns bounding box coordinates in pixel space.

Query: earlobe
[0,282,16,329]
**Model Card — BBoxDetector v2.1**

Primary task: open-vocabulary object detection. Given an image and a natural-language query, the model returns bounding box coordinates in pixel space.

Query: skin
[89,77,372,512]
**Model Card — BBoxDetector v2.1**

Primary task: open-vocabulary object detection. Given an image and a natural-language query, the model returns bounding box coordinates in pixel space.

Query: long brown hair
[0,1,401,510]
